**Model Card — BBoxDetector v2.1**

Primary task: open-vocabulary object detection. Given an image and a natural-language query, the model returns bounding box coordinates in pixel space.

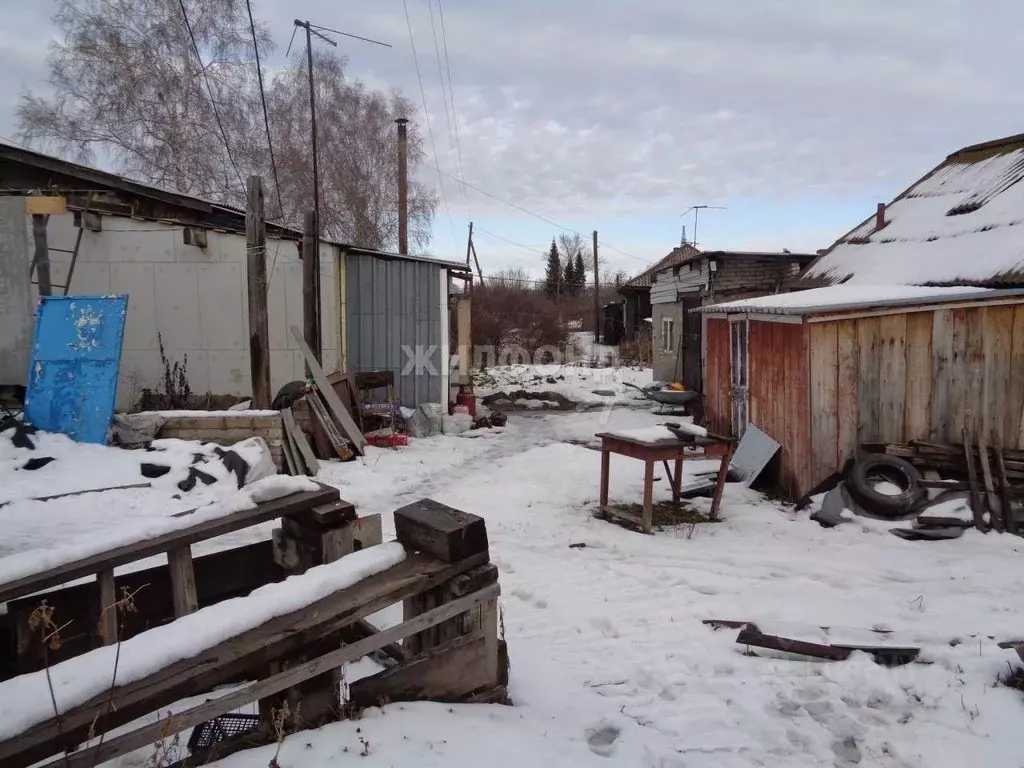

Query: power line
[177,0,245,196]
[432,167,647,262]
[402,0,455,242]
[473,226,546,255]
[430,0,467,214]
[245,0,284,225]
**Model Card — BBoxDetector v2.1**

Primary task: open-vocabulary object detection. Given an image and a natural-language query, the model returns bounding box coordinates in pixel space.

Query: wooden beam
[963,427,987,532]
[291,325,367,454]
[97,569,118,646]
[995,448,1017,535]
[301,210,320,365]
[31,214,52,296]
[25,196,67,215]
[0,485,338,604]
[35,584,500,768]
[978,437,1004,532]
[348,632,493,710]
[3,550,490,767]
[282,408,320,475]
[168,546,199,616]
[394,499,488,563]
[246,176,272,409]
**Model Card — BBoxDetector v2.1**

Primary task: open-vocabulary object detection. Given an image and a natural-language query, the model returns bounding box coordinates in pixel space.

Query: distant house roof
[0,141,468,272]
[805,133,1024,287]
[698,284,1024,316]
[622,245,701,290]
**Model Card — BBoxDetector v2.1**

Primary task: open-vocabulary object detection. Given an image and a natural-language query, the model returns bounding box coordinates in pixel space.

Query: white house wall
[33,213,339,408]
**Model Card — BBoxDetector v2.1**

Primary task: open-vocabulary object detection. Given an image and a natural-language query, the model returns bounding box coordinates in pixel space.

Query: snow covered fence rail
[0,497,503,768]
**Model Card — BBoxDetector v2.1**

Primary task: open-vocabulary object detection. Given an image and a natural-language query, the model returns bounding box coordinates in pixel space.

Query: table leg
[642,460,655,533]
[673,457,684,502]
[600,448,610,511]
[709,442,735,520]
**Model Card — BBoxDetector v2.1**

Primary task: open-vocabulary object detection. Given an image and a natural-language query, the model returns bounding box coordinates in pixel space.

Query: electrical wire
[427,0,466,215]
[473,227,546,255]
[177,0,245,196]
[432,167,647,263]
[436,0,466,208]
[402,0,455,243]
[243,0,286,286]
[245,0,284,222]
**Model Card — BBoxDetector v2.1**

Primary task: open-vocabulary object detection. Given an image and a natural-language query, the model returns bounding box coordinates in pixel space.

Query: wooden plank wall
[704,318,732,436]
[807,303,1024,496]
[748,321,810,497]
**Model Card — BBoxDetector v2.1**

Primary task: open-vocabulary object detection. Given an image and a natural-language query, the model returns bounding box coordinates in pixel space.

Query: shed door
[729,317,749,437]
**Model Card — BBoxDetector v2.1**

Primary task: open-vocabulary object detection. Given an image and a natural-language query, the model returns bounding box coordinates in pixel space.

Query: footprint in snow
[585,724,621,757]
[510,588,548,609]
[589,617,620,638]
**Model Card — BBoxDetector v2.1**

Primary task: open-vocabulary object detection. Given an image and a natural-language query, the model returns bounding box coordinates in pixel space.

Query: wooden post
[396,118,409,255]
[302,210,321,366]
[599,446,611,510]
[346,500,501,708]
[457,298,471,384]
[167,547,198,617]
[642,460,655,533]
[32,214,52,296]
[97,569,118,646]
[592,230,600,344]
[246,176,271,409]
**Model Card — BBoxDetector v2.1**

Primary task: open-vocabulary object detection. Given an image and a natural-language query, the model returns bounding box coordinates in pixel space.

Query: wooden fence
[0,488,503,768]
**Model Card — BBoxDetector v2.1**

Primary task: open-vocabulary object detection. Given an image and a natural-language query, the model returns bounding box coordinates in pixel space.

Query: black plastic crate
[187,713,260,752]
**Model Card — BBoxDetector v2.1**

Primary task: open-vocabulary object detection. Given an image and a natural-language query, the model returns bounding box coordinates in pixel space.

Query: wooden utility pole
[32,215,52,296]
[302,210,321,365]
[465,221,473,267]
[246,176,271,409]
[592,230,600,344]
[397,117,409,255]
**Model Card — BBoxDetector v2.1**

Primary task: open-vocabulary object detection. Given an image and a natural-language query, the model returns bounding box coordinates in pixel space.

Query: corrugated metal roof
[698,285,1024,316]
[805,133,1024,287]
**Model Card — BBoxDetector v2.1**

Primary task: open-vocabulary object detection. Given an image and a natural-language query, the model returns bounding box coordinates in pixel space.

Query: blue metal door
[24,295,129,444]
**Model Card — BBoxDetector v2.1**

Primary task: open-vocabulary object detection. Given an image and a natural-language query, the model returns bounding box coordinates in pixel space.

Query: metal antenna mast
[292,19,391,247]
[681,205,725,250]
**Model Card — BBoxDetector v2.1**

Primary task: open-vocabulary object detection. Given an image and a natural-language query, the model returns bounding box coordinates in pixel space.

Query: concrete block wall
[29,213,341,408]
[157,413,285,469]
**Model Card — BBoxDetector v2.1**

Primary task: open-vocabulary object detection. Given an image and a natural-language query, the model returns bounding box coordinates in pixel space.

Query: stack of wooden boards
[865,429,1024,534]
[279,326,368,475]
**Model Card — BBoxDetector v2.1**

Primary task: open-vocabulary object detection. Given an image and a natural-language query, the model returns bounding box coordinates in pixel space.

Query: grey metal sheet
[730,423,781,486]
[346,254,444,406]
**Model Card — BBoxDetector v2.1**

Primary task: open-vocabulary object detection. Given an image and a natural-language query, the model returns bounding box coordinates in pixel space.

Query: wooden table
[595,431,735,533]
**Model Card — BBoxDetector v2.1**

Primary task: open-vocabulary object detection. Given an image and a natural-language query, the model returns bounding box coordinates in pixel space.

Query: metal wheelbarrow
[624,382,702,415]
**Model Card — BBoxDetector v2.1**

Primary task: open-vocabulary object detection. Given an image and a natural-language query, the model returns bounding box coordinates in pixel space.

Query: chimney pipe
[875,202,886,231]
[396,117,409,255]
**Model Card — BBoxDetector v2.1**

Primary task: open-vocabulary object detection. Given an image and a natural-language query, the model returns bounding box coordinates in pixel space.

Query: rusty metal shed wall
[346,254,446,407]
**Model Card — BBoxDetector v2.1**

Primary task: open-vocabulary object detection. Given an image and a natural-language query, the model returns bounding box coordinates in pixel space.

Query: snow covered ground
[3,404,1024,768]
[473,363,653,407]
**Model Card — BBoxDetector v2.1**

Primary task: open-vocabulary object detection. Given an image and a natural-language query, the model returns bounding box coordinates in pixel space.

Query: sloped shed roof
[698,284,1024,315]
[805,134,1024,286]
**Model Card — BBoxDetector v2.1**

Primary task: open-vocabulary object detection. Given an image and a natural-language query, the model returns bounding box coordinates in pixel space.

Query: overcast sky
[2,0,1023,279]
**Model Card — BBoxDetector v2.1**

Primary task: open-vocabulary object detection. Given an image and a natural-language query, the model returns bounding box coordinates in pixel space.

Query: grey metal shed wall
[346,255,444,406]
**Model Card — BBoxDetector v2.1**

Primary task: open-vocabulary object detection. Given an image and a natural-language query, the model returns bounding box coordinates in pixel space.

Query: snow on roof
[805,134,1024,286]
[697,285,1024,315]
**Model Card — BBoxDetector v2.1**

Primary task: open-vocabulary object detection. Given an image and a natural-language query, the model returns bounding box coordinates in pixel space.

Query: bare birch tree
[17,0,437,251]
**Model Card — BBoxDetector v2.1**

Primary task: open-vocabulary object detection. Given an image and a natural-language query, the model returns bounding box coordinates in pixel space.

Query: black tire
[846,454,926,518]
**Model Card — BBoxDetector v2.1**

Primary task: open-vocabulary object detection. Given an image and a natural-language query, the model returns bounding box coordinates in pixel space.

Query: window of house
[662,318,675,353]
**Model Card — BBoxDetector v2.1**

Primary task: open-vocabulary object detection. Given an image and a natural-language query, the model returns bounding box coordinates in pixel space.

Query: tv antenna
[681,205,725,250]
